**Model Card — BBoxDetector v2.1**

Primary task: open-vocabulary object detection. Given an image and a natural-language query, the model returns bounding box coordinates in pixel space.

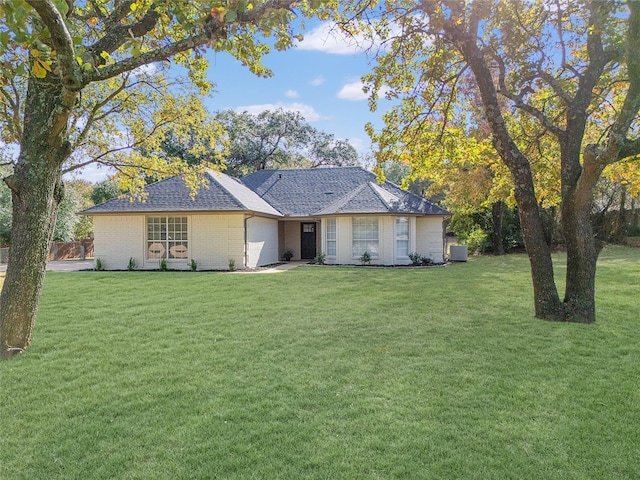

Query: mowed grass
[1,246,639,479]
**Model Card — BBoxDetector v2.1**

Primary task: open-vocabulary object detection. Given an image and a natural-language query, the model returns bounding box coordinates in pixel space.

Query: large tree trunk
[512,174,565,321]
[458,34,564,321]
[491,201,505,255]
[559,142,604,324]
[0,76,70,359]
[562,198,598,323]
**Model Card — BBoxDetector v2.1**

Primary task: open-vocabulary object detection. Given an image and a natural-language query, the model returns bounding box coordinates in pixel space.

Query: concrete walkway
[233,261,307,274]
[0,259,95,272]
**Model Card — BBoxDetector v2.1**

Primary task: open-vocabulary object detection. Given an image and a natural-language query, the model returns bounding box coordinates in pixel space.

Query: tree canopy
[0,0,328,359]
[215,109,359,176]
[328,0,640,322]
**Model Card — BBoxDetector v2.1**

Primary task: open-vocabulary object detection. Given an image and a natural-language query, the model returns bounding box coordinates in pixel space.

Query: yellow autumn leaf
[39,59,52,72]
[32,60,47,78]
[211,6,226,21]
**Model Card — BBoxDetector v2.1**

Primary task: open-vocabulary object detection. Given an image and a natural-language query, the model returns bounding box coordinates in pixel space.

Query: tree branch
[0,82,23,141]
[25,0,81,97]
[87,2,160,61]
[492,50,563,137]
[86,32,210,83]
[63,107,187,174]
[618,137,640,161]
[586,1,640,166]
[571,2,616,118]
[86,0,296,84]
[71,75,132,150]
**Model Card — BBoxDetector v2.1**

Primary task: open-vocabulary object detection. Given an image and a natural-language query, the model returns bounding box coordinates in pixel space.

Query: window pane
[147,216,188,260]
[352,217,378,257]
[326,218,336,256]
[396,217,409,258]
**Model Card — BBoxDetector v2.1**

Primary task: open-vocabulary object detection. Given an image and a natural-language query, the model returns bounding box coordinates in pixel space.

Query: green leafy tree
[0,0,324,358]
[333,0,640,322]
[54,179,94,241]
[215,109,359,176]
[1,174,93,243]
[90,179,122,206]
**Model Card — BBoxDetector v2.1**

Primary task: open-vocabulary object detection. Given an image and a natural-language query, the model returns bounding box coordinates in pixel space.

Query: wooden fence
[47,240,94,261]
[0,241,94,263]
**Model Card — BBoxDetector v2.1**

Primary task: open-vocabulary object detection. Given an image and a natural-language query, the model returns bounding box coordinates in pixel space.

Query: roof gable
[241,167,448,216]
[81,170,281,216]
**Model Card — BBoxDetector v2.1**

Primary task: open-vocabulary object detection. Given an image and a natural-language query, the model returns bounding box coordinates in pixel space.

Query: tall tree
[215,109,359,176]
[334,0,640,322]
[0,0,322,359]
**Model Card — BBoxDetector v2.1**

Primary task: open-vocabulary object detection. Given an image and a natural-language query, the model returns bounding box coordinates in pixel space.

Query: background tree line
[0,108,359,247]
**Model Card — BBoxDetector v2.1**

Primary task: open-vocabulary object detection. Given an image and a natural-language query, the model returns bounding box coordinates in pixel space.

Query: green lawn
[1,246,639,479]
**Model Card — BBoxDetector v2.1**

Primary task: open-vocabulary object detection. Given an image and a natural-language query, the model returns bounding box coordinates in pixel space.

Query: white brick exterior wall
[190,213,245,270]
[320,215,445,265]
[246,216,279,268]
[416,216,446,263]
[92,212,278,271]
[93,215,145,270]
[92,212,445,270]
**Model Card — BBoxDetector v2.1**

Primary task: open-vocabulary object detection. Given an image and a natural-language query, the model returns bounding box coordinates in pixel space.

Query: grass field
[1,246,639,479]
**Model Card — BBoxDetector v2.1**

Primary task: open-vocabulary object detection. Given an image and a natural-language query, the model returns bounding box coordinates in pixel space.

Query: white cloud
[346,137,368,153]
[234,102,322,122]
[284,89,299,98]
[309,76,325,87]
[337,81,369,101]
[295,21,402,55]
[296,21,370,55]
[337,80,392,102]
[131,62,158,76]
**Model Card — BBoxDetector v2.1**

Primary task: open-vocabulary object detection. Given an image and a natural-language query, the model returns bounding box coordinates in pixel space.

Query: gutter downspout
[244,213,255,268]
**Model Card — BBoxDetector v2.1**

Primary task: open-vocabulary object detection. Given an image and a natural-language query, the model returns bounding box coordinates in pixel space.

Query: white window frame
[146,216,189,261]
[352,216,379,259]
[395,217,410,259]
[325,217,337,257]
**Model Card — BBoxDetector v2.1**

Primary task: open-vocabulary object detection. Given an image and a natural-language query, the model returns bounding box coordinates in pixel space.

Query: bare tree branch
[0,81,23,141]
[491,50,563,137]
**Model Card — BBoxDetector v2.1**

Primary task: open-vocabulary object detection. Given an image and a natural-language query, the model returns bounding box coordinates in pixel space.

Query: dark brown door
[300,222,316,259]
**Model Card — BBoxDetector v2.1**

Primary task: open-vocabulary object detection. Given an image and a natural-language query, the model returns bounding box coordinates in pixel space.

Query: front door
[300,222,317,259]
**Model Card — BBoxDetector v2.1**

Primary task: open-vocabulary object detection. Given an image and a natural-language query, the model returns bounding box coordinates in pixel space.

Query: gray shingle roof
[81,167,448,217]
[81,170,282,216]
[241,167,449,216]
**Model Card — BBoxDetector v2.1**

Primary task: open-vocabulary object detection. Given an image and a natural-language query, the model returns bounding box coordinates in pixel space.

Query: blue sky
[204,20,390,154]
[80,19,393,182]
